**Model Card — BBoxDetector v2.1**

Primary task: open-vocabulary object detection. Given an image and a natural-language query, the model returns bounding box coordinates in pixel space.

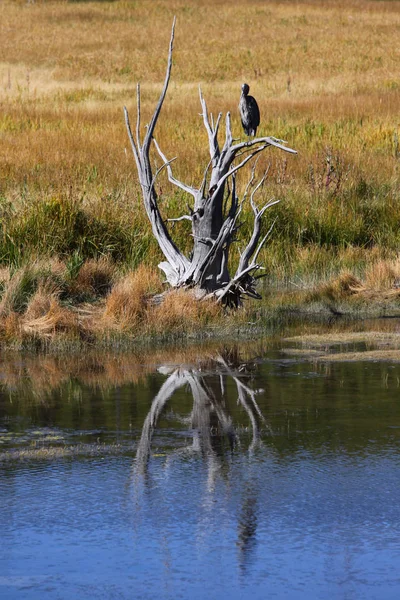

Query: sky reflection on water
[1,340,400,599]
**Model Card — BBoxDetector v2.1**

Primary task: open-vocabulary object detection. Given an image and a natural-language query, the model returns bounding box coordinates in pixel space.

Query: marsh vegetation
[1,0,400,344]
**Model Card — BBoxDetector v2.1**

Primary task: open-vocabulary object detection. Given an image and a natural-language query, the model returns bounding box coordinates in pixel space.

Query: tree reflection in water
[133,351,270,574]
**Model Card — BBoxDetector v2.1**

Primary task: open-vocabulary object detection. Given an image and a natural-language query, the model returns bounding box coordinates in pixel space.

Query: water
[1,328,400,599]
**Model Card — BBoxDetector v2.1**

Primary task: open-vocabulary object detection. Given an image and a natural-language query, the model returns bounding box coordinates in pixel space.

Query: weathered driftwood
[124,19,296,307]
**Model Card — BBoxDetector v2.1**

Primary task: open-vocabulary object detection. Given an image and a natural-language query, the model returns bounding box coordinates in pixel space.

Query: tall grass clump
[66,256,116,301]
[22,293,79,341]
[0,262,58,317]
[0,262,79,345]
[148,289,223,337]
[364,258,400,292]
[102,265,162,330]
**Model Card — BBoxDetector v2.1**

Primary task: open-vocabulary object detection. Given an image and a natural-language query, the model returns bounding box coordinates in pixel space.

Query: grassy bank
[1,0,400,345]
[1,259,400,351]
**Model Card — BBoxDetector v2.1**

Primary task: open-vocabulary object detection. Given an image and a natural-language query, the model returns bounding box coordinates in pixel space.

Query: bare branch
[242,157,261,203]
[167,215,193,223]
[211,144,268,203]
[199,88,213,136]
[136,83,141,148]
[213,112,223,145]
[124,30,191,284]
[199,87,220,164]
[231,135,297,156]
[252,216,278,265]
[143,17,176,155]
[232,164,278,280]
[249,165,270,211]
[153,138,198,198]
[124,107,140,168]
[148,156,178,195]
[199,156,214,198]
[220,112,233,162]
[216,248,228,284]
[124,21,297,299]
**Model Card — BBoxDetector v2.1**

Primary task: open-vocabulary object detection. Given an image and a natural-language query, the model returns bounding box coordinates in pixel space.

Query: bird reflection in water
[237,481,259,575]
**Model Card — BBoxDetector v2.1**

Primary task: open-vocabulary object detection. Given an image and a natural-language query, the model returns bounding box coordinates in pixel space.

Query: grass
[1,0,400,344]
[0,259,399,350]
[0,262,229,348]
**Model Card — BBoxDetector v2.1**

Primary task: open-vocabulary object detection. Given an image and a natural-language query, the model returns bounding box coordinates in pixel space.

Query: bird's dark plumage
[239,83,260,137]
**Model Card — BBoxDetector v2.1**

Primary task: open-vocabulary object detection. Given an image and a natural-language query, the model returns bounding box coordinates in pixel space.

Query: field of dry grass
[1,0,400,344]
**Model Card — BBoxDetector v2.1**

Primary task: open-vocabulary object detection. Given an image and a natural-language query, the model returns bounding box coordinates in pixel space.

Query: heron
[239,83,260,137]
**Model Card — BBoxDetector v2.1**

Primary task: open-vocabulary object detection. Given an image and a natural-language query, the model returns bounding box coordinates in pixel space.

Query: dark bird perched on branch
[239,83,260,137]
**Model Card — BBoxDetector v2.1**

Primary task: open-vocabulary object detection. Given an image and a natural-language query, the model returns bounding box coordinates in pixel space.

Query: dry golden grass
[289,348,400,362]
[102,267,222,336]
[71,256,116,297]
[302,260,400,312]
[0,268,28,316]
[316,271,365,300]
[3,254,400,349]
[285,331,400,347]
[102,264,162,329]
[364,258,400,291]
[149,288,223,333]
[3,257,400,348]
[22,297,79,338]
[24,282,60,319]
[2,311,21,340]
[0,263,224,345]
[0,260,63,316]
[1,0,400,344]
[1,0,399,196]
[2,1,400,90]
[283,344,400,363]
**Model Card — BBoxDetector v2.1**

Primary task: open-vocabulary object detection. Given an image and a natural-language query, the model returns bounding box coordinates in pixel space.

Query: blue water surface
[1,344,400,600]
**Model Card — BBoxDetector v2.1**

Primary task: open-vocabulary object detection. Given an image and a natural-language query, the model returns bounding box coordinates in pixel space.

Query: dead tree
[124,19,296,308]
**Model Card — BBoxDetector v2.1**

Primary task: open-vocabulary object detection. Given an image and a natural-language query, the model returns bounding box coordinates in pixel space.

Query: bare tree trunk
[124,19,296,307]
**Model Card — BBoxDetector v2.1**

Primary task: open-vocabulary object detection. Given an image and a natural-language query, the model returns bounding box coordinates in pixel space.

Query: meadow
[0,0,400,345]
